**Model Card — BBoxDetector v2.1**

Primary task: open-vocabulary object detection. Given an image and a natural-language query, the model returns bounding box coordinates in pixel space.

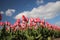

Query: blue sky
[0,0,60,26]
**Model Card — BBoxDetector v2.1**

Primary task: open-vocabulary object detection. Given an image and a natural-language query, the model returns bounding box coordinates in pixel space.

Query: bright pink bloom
[52,25,57,30]
[34,18,41,23]
[5,21,11,26]
[33,22,38,30]
[45,22,49,26]
[8,22,11,26]
[6,27,10,31]
[10,25,14,29]
[29,22,33,27]
[33,22,37,26]
[21,23,27,29]
[40,22,45,28]
[15,22,19,26]
[34,18,37,23]
[22,21,26,24]
[28,23,33,29]
[5,21,8,25]
[41,18,45,25]
[13,23,17,27]
[22,15,28,22]
[36,18,41,23]
[16,19,20,23]
[29,18,34,22]
[0,22,4,26]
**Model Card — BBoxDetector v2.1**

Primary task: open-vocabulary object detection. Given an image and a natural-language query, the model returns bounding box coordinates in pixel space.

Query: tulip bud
[22,15,28,22]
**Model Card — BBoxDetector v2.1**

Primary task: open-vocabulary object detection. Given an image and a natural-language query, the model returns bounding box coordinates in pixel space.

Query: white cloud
[0,11,4,14]
[6,9,15,16]
[15,1,60,19]
[36,0,44,5]
[55,21,60,26]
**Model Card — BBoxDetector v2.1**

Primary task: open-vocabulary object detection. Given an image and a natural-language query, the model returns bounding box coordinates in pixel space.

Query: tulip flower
[15,22,19,26]
[13,23,17,27]
[33,22,38,30]
[0,22,4,26]
[16,19,20,23]
[6,27,10,31]
[36,17,41,23]
[41,18,45,25]
[5,21,11,26]
[40,22,45,28]
[21,23,27,30]
[34,18,37,23]
[5,21,8,25]
[29,18,34,22]
[22,20,26,24]
[22,15,28,22]
[52,25,57,30]
[33,22,37,26]
[55,26,60,31]
[34,18,41,23]
[10,25,14,29]
[28,22,33,29]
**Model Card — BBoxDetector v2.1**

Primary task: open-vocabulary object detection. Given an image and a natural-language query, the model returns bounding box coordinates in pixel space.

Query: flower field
[0,15,60,40]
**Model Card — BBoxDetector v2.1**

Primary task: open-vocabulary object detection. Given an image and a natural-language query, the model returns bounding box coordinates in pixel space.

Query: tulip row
[0,15,60,40]
[0,15,60,31]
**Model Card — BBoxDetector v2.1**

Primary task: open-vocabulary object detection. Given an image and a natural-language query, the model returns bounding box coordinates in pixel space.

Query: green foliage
[0,25,60,40]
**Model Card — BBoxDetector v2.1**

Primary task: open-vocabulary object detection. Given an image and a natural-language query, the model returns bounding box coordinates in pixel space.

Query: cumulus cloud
[55,21,60,26]
[6,9,15,16]
[15,1,60,19]
[0,11,4,14]
[36,0,44,5]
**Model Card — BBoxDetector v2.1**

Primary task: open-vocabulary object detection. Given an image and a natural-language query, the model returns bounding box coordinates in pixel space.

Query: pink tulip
[41,18,45,25]
[5,21,11,26]
[29,18,34,22]
[33,22,38,30]
[40,22,45,28]
[45,22,51,28]
[55,26,60,31]
[45,22,49,26]
[22,15,28,22]
[21,23,27,30]
[15,22,19,26]
[34,18,41,23]
[33,22,37,26]
[36,18,41,23]
[34,18,37,23]
[22,21,26,24]
[5,21,8,25]
[16,19,20,23]
[52,25,58,30]
[10,25,14,29]
[28,24,33,29]
[6,27,10,31]
[30,22,33,27]
[0,22,4,26]
[13,23,17,27]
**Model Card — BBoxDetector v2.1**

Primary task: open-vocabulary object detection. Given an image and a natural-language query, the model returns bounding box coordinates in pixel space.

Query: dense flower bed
[0,15,60,40]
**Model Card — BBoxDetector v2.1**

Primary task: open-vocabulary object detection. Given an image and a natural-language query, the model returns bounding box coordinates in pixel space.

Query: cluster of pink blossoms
[0,15,60,31]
